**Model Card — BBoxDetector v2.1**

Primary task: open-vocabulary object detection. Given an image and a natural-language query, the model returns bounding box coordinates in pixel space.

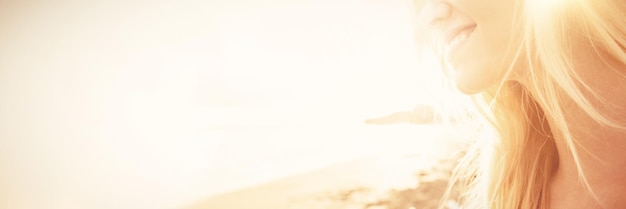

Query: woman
[415,0,626,208]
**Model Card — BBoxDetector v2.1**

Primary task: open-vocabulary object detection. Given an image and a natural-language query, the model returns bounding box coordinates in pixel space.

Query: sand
[183,128,465,209]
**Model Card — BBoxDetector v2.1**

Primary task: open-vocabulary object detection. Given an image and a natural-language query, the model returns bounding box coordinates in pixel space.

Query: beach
[0,0,459,208]
[184,124,466,209]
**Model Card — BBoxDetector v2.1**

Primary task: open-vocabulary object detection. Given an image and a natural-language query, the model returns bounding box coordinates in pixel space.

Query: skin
[421,0,522,94]
[422,0,626,208]
[543,41,626,209]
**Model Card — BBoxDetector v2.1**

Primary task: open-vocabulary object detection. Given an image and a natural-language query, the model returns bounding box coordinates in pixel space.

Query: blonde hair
[413,0,626,208]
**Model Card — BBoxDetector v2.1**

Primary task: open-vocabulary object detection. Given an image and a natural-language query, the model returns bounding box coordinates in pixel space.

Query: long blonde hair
[413,0,626,208]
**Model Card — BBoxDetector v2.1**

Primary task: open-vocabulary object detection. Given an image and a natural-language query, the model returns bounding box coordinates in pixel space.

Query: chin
[454,74,493,95]
[456,83,484,95]
[451,62,507,95]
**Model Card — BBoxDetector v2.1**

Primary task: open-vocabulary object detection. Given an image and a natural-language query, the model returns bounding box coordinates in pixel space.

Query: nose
[420,1,452,27]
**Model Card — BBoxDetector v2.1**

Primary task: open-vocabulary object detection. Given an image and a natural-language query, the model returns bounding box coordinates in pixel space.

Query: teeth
[449,31,471,47]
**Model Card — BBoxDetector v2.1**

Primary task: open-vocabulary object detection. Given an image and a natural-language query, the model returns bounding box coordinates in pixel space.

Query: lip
[444,24,477,46]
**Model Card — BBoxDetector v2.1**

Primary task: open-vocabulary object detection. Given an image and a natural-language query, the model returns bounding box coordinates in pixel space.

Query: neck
[519,51,626,209]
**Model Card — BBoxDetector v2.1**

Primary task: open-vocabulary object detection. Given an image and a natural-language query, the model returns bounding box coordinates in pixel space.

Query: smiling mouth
[445,25,476,58]
[446,25,476,47]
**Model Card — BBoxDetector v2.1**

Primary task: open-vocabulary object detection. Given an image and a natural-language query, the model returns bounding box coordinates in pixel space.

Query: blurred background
[0,0,465,209]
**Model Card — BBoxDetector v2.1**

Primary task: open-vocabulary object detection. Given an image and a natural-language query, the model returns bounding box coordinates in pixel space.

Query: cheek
[454,22,522,92]
[451,29,513,94]
[445,0,521,93]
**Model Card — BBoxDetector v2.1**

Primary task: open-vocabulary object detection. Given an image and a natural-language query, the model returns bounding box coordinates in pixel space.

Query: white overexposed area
[0,0,448,209]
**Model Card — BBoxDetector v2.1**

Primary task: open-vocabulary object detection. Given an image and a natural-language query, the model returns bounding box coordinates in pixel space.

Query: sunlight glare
[0,0,454,209]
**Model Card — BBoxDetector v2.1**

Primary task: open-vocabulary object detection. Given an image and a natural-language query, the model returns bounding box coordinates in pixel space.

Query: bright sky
[0,0,445,209]
[204,0,446,128]
[211,0,439,109]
